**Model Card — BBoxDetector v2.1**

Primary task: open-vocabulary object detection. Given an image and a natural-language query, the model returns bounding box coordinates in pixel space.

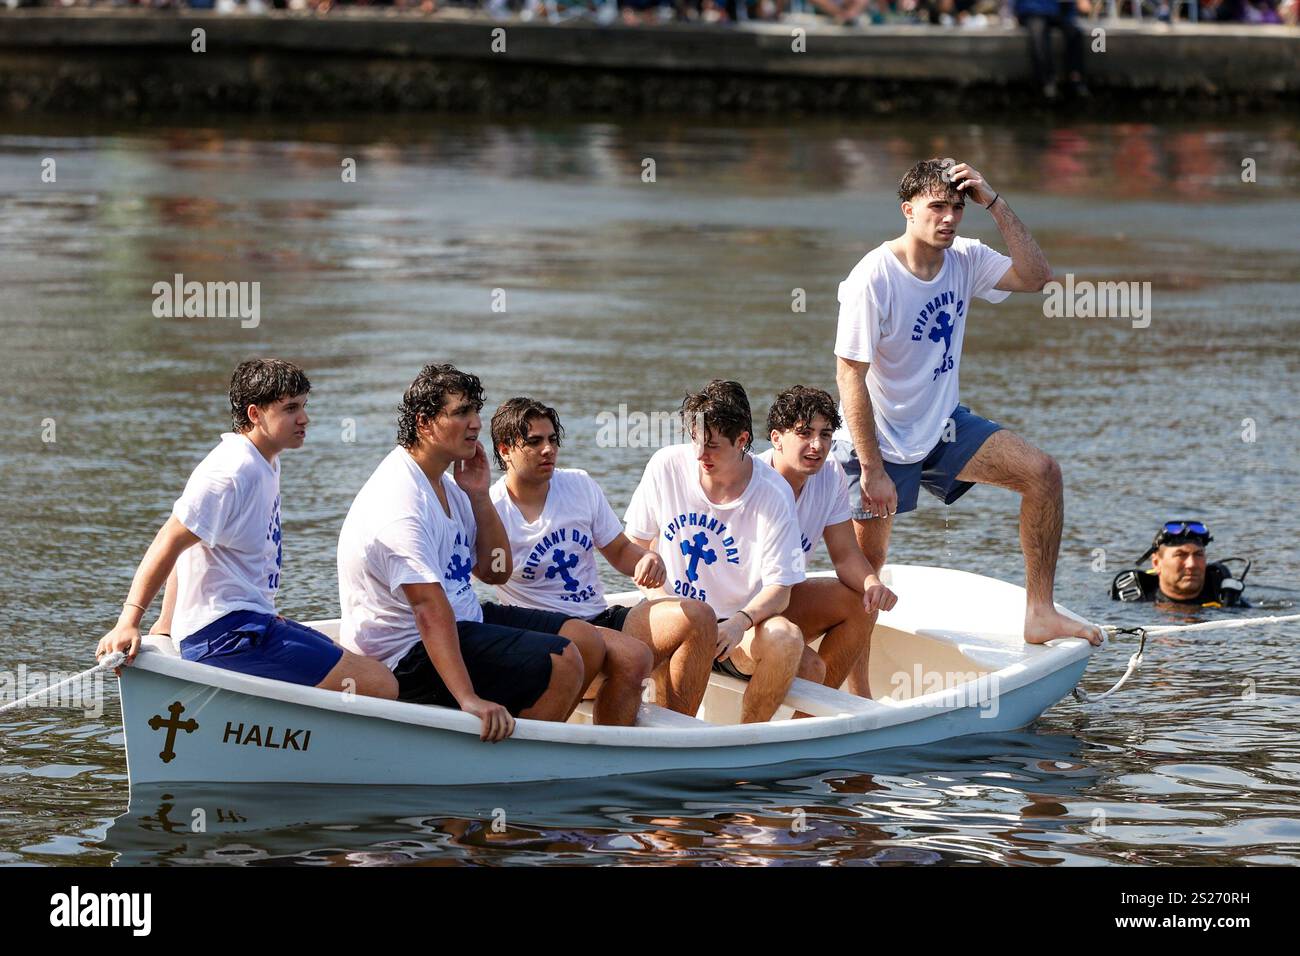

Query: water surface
[1,114,1297,865]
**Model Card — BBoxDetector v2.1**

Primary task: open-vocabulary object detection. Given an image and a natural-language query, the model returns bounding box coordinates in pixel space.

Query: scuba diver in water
[1110,521,1250,608]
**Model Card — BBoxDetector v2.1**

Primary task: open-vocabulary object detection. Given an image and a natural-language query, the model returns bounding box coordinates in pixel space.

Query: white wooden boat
[117,566,1099,786]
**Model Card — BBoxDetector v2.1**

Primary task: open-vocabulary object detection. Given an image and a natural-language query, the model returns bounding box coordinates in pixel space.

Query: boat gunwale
[125,635,1093,750]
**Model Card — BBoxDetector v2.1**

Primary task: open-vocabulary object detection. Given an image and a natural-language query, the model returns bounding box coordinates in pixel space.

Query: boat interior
[284,613,1001,729]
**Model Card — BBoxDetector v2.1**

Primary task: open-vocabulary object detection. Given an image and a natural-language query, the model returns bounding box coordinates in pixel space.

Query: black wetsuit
[1109,563,1249,609]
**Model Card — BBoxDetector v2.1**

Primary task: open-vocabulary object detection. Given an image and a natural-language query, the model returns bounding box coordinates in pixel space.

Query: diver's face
[1153,543,1207,600]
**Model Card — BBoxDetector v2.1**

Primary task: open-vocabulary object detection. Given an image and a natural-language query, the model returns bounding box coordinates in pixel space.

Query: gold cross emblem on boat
[147,701,198,764]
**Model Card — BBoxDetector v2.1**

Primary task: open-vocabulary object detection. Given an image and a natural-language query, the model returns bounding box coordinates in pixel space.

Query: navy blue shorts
[480,601,573,635]
[832,404,1002,518]
[586,603,634,632]
[393,603,572,716]
[179,610,344,686]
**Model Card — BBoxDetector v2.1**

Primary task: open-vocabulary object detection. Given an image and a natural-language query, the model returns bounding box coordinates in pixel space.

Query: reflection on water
[104,733,1105,867]
[1,114,1298,866]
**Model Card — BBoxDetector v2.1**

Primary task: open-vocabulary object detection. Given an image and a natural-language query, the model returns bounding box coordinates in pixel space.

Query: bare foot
[1024,606,1104,647]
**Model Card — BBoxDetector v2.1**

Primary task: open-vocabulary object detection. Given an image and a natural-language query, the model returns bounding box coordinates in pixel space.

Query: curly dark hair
[897,158,963,205]
[680,379,753,453]
[766,385,841,436]
[396,364,485,449]
[490,397,564,470]
[229,359,311,432]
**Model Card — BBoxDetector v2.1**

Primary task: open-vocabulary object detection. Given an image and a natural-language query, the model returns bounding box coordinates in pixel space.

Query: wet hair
[766,385,842,436]
[396,364,485,449]
[228,359,311,432]
[680,379,753,453]
[490,397,564,470]
[897,158,964,205]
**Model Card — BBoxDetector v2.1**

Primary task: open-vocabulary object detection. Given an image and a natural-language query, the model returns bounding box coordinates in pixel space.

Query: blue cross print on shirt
[680,532,717,583]
[446,552,473,586]
[545,549,581,592]
[929,309,955,357]
[265,497,283,590]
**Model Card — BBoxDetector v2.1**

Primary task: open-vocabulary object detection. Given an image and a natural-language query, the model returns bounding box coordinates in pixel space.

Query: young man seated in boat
[623,380,812,724]
[337,364,625,742]
[758,385,898,699]
[96,359,397,702]
[488,397,716,720]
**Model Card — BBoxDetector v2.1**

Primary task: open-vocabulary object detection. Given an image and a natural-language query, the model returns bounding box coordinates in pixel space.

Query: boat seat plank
[782,678,878,717]
[708,672,878,718]
[636,702,710,728]
[571,700,710,728]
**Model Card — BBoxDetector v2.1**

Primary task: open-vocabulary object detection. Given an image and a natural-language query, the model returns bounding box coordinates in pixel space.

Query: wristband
[123,601,147,613]
[735,610,755,631]
[985,192,1000,209]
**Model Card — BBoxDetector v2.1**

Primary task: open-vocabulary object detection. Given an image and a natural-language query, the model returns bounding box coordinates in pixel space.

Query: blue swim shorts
[831,404,1003,518]
[179,610,344,686]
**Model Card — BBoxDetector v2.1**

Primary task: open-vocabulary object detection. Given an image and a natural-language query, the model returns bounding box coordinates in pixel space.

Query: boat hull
[121,654,1089,786]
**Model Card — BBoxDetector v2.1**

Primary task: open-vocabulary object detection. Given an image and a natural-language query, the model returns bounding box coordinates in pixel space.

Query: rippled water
[1,114,1298,865]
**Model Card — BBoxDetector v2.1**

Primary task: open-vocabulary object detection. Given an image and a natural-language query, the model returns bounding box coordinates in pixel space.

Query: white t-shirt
[833,237,1013,464]
[756,449,853,559]
[338,447,482,669]
[171,433,282,642]
[623,444,804,619]
[490,469,623,616]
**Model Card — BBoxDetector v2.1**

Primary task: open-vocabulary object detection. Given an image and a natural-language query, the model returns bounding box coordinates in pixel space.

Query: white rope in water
[0,652,125,715]
[1073,640,1145,703]
[1074,612,1300,703]
[1134,612,1300,637]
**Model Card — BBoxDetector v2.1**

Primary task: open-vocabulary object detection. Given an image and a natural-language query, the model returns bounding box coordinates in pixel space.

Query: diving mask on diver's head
[1138,520,1214,562]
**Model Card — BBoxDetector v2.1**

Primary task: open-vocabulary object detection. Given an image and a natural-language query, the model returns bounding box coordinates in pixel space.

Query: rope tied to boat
[1073,612,1300,704]
[0,652,126,715]
[1073,627,1146,703]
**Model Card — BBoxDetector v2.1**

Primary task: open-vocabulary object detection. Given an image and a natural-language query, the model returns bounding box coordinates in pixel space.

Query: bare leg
[518,643,584,721]
[591,626,652,727]
[847,513,893,697]
[956,430,1102,645]
[647,661,670,708]
[783,576,873,690]
[558,619,607,696]
[789,646,828,719]
[316,649,399,700]
[725,616,804,723]
[622,598,716,716]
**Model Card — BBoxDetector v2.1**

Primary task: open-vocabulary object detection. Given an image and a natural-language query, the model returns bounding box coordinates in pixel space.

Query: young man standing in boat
[337,364,621,742]
[488,397,716,720]
[759,385,898,698]
[623,380,811,724]
[96,359,398,701]
[833,158,1104,651]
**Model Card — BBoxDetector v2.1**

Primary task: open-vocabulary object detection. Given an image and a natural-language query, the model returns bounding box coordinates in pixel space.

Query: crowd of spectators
[6,0,1296,22]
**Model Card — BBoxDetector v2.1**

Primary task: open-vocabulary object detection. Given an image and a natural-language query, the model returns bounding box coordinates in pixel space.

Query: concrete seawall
[1,10,1297,115]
